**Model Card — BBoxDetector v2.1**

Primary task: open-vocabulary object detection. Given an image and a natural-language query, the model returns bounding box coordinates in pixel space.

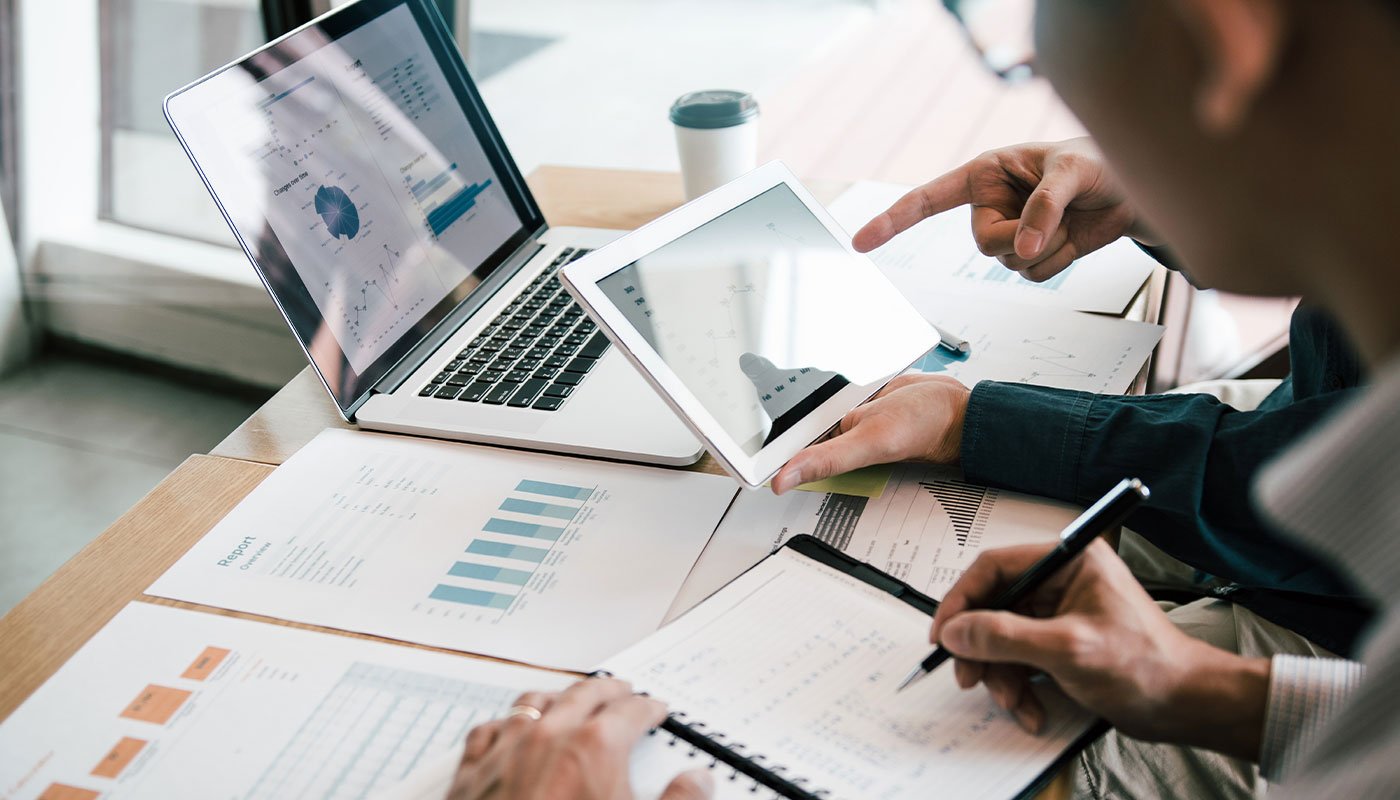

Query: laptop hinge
[371,234,548,397]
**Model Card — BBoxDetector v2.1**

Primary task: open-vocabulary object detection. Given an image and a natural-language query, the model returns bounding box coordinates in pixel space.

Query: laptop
[163,0,703,465]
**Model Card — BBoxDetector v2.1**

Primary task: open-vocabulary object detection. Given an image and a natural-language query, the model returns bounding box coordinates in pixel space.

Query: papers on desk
[667,463,1080,622]
[147,429,738,670]
[0,603,572,799]
[910,294,1164,394]
[829,180,1156,315]
[0,603,734,800]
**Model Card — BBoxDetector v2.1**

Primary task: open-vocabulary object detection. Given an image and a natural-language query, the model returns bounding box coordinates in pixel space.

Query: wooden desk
[6,165,1162,799]
[0,455,566,722]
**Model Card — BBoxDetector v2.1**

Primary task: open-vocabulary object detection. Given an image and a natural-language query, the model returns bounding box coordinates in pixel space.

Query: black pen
[896,477,1151,693]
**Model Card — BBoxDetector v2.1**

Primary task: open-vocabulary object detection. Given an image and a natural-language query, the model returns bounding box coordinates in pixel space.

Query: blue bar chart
[957,261,1071,291]
[467,539,548,562]
[401,157,497,239]
[429,479,594,612]
[407,162,457,202]
[424,179,494,237]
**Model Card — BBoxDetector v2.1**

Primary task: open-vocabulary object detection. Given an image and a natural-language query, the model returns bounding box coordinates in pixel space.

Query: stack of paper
[907,293,1163,394]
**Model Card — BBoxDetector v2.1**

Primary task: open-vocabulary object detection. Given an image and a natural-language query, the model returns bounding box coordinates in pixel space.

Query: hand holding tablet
[560,162,938,488]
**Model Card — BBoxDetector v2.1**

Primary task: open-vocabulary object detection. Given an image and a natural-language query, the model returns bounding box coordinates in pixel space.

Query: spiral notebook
[382,536,1103,800]
[599,535,1105,800]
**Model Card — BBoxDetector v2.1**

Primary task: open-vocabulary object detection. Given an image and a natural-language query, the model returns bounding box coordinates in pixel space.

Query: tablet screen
[596,184,916,457]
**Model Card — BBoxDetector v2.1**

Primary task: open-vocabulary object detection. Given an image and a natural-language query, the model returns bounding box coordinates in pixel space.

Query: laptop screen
[165,0,543,413]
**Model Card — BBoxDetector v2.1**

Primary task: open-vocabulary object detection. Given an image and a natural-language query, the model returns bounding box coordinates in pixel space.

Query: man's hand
[853,138,1157,282]
[449,678,712,800]
[772,374,969,494]
[931,541,1270,762]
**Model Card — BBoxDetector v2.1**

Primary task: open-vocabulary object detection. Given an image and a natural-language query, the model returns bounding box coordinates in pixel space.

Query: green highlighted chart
[430,480,594,612]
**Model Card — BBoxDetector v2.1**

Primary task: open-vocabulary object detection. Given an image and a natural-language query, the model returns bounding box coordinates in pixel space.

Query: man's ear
[1170,0,1288,135]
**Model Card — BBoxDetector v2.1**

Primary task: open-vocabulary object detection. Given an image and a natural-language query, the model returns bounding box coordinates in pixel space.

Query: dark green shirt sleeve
[960,379,1361,598]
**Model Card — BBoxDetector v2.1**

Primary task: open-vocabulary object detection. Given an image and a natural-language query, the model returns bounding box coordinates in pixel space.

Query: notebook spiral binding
[657,711,828,800]
[588,671,827,799]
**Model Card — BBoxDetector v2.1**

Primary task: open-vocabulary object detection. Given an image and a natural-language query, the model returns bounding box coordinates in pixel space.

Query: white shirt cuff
[1261,654,1365,781]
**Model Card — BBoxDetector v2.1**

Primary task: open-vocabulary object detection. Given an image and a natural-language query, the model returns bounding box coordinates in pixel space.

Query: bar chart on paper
[0,604,574,800]
[673,463,1082,616]
[953,258,1071,292]
[149,430,737,668]
[918,478,992,550]
[427,479,595,614]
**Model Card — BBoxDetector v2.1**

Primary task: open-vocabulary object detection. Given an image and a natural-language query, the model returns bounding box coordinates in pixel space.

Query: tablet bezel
[560,161,938,489]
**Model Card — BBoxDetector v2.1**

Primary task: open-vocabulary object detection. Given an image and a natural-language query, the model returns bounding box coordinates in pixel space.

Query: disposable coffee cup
[671,90,760,200]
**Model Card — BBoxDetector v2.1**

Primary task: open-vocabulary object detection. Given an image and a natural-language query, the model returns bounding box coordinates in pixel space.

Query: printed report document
[0,603,732,800]
[669,463,1080,621]
[147,429,738,669]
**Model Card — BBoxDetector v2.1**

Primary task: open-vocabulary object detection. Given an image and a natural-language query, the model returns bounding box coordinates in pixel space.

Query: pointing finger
[853,166,976,252]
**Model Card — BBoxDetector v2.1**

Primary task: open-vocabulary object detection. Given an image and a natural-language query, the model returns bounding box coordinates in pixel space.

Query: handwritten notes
[605,548,1095,800]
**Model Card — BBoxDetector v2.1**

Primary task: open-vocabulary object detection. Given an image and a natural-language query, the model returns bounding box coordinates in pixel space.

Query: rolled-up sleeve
[960,381,1095,502]
[1260,655,1365,781]
[958,380,1365,600]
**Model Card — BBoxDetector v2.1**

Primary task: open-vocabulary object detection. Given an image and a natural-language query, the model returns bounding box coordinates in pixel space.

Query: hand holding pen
[899,479,1148,691]
[901,479,1264,748]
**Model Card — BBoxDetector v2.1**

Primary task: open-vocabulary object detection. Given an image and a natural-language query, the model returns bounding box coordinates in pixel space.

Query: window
[100,0,264,243]
[0,0,17,242]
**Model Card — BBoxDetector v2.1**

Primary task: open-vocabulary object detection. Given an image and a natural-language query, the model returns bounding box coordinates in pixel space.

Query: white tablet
[560,162,938,488]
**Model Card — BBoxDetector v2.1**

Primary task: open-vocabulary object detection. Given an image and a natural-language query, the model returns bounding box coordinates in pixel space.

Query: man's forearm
[1158,643,1271,762]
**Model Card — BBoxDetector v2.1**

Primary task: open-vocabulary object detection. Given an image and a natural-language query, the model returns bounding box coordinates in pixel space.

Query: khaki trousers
[1072,379,1335,799]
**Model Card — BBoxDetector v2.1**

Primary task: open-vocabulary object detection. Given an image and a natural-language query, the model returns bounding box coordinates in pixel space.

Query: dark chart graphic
[315,185,361,239]
[813,493,870,550]
[919,479,996,548]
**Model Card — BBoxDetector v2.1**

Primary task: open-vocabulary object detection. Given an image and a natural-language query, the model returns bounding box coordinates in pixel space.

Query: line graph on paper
[1015,334,1150,394]
[1023,336,1097,382]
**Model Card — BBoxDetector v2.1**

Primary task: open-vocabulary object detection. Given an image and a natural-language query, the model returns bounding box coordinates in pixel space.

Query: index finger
[930,544,1058,642]
[591,693,670,744]
[852,166,975,252]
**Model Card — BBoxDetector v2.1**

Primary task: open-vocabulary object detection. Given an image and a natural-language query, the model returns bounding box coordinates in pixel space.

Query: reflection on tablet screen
[596,185,866,456]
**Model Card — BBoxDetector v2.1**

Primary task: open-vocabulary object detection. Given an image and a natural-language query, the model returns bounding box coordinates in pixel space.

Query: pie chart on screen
[315,185,360,239]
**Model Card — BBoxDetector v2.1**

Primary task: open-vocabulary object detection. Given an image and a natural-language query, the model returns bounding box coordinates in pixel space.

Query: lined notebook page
[602,548,1096,800]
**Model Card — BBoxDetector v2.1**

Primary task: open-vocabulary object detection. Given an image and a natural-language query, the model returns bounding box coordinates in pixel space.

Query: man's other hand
[853,138,1156,283]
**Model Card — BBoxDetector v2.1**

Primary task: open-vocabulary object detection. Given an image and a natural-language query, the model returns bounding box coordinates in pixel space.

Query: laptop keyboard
[417,247,610,412]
